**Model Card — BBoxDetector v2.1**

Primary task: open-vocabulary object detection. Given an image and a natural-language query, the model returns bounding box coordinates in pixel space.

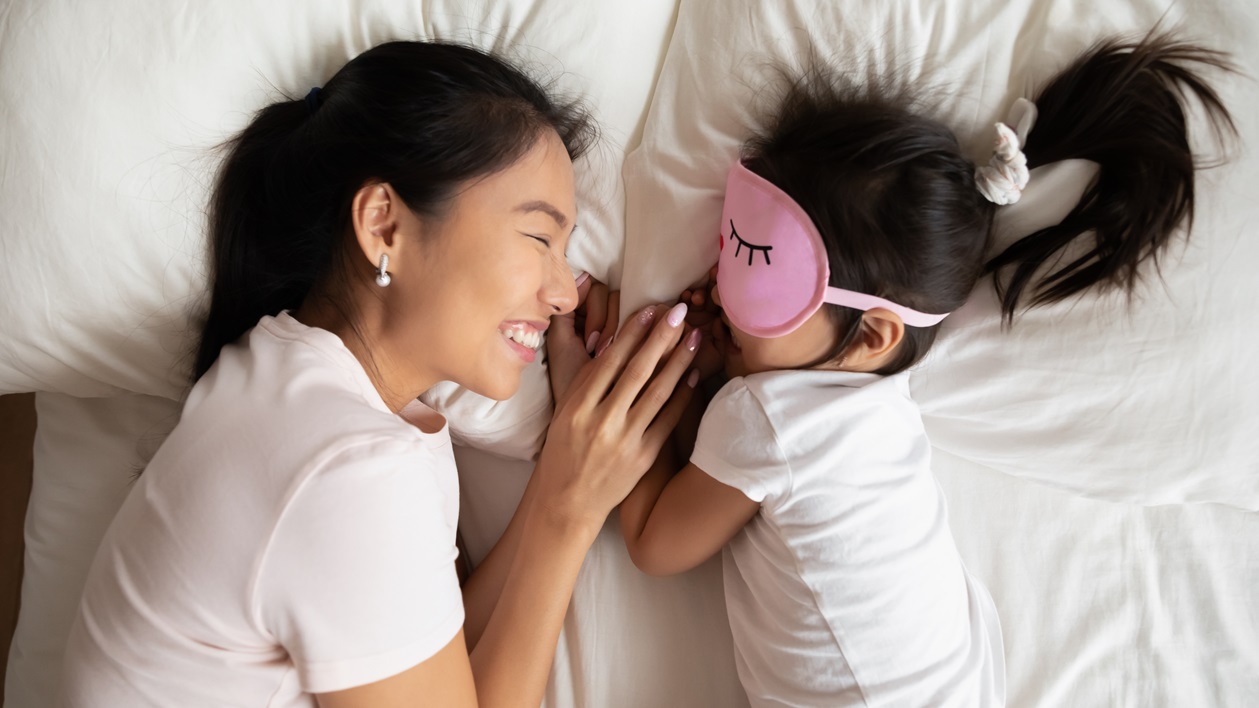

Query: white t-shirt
[691,370,1005,708]
[62,313,465,707]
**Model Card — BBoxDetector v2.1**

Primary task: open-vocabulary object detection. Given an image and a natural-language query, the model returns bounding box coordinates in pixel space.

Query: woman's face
[389,130,579,401]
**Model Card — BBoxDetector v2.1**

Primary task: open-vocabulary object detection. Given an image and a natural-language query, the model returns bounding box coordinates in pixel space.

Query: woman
[62,40,699,707]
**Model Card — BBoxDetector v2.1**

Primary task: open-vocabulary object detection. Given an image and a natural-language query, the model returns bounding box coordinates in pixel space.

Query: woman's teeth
[501,326,542,350]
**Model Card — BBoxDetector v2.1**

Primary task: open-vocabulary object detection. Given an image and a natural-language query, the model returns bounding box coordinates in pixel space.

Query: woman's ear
[350,182,399,270]
[841,308,904,371]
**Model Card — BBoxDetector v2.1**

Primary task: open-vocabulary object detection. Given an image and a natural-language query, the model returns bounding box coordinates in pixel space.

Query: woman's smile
[499,320,548,364]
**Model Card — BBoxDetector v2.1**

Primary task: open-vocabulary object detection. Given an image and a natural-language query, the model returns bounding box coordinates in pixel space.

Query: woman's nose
[545,261,580,315]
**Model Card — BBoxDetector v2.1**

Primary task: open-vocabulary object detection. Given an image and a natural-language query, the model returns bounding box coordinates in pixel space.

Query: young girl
[620,33,1234,707]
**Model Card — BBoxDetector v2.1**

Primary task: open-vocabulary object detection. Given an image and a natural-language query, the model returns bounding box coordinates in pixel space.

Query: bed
[2,0,1256,706]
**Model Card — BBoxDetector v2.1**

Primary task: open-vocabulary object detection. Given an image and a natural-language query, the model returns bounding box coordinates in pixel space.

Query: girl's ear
[841,308,905,370]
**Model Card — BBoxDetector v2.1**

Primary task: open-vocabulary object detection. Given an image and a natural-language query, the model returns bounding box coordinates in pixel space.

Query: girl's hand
[678,265,725,382]
[538,302,701,527]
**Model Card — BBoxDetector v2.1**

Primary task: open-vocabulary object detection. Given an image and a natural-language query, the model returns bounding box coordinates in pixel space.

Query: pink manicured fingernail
[666,302,688,328]
[595,334,613,358]
[686,369,700,388]
[585,331,600,354]
[638,307,657,325]
[685,328,702,351]
[574,271,590,288]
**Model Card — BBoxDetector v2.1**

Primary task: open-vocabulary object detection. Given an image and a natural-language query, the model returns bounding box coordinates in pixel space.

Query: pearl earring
[375,253,391,287]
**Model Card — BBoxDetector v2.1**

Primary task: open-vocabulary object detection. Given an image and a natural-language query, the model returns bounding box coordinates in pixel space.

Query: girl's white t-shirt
[62,313,465,707]
[691,369,1005,708]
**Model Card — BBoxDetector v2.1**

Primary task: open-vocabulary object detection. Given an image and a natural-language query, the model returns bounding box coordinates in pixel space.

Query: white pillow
[7,393,182,707]
[620,0,1259,506]
[0,0,680,457]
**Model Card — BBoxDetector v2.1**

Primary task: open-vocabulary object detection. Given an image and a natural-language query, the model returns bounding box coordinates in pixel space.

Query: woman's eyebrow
[514,200,570,229]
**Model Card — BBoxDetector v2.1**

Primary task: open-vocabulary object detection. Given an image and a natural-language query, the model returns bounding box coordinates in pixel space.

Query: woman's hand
[327,301,699,708]
[538,301,701,528]
[546,275,620,406]
[577,276,620,357]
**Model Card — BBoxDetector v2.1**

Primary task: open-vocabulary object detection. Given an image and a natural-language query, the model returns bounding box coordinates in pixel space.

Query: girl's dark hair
[194,41,595,381]
[744,32,1235,375]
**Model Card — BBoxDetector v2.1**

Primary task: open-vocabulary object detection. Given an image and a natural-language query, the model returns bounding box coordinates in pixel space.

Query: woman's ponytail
[195,99,326,380]
[985,32,1237,319]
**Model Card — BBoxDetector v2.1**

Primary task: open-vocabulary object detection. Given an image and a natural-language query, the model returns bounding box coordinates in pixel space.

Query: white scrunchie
[976,98,1038,205]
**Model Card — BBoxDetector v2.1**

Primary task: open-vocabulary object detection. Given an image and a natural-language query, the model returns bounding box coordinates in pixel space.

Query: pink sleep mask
[716,161,950,337]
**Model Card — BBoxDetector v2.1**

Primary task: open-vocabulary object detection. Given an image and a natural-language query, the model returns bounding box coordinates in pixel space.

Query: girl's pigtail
[195,99,327,380]
[986,32,1237,320]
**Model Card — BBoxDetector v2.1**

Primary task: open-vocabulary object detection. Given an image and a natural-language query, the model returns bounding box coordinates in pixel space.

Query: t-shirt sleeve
[690,378,791,505]
[256,440,465,694]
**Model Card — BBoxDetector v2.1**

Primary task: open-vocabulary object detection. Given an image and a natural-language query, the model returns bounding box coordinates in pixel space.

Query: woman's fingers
[537,304,698,522]
[582,282,610,354]
[628,326,700,432]
[546,307,592,407]
[640,365,699,456]
[583,304,666,396]
[589,289,621,356]
[575,271,593,302]
[603,291,621,341]
[603,302,689,413]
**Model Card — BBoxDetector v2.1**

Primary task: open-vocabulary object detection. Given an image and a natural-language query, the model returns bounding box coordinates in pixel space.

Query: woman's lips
[498,320,548,364]
[502,335,538,363]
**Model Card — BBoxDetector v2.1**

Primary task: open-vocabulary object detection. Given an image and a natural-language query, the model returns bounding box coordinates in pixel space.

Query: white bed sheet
[935,451,1259,706]
[12,396,1257,707]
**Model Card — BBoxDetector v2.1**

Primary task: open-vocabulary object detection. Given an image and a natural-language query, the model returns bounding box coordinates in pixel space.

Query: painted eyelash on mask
[729,220,773,266]
[718,160,951,336]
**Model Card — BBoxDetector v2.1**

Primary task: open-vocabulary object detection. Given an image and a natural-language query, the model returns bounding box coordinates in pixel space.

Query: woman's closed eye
[522,232,552,249]
[729,220,772,266]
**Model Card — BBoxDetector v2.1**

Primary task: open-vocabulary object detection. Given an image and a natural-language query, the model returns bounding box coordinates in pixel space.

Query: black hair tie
[304,86,322,115]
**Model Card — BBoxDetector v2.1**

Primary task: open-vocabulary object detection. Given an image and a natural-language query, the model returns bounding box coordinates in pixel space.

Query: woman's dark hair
[744,32,1235,375]
[194,41,595,381]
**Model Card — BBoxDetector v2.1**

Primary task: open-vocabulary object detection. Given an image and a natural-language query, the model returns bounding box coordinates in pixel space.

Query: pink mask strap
[823,287,949,328]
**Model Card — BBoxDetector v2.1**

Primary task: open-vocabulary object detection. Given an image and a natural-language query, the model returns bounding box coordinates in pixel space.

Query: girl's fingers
[627,326,700,431]
[604,302,689,413]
